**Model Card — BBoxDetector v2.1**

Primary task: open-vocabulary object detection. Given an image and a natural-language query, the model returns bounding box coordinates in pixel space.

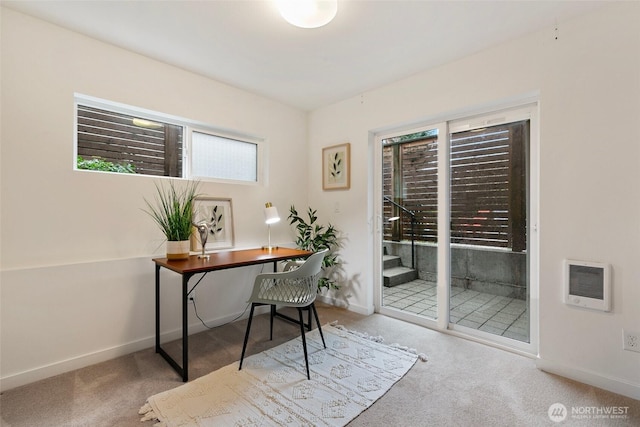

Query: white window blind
[191,131,258,182]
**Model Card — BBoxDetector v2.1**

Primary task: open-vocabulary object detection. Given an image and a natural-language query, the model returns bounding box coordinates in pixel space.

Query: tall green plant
[144,181,200,241]
[288,205,340,291]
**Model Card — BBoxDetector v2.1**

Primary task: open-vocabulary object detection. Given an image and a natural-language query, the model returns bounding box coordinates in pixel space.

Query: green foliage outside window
[77,156,136,174]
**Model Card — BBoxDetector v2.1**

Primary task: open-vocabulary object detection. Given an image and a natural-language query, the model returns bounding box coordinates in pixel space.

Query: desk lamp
[263,202,280,251]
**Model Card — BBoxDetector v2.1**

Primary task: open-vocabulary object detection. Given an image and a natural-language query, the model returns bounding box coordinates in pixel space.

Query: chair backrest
[288,249,327,278]
[249,249,328,307]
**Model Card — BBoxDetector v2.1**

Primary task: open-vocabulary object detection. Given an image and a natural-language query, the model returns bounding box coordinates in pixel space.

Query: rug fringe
[330,321,427,362]
[139,402,160,424]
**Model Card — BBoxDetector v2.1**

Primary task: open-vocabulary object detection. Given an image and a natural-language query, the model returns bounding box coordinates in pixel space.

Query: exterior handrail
[384,196,416,270]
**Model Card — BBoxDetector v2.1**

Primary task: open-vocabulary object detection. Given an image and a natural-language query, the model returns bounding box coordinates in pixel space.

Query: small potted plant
[288,205,341,291]
[144,180,200,260]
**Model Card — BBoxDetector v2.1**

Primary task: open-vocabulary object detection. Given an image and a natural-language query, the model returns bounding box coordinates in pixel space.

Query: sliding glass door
[376,104,538,353]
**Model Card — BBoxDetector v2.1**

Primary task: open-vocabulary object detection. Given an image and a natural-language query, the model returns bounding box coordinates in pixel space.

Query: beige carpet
[140,323,423,426]
[1,304,639,426]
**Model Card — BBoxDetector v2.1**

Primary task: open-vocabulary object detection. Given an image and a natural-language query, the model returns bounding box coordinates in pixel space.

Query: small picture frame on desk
[191,197,234,252]
[322,142,350,191]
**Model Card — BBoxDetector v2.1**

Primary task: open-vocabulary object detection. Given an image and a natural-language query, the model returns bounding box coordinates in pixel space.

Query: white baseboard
[0,308,260,392]
[0,336,154,392]
[316,294,373,315]
[536,358,640,400]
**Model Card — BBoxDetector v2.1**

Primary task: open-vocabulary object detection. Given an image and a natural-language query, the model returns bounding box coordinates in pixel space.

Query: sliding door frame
[372,98,539,356]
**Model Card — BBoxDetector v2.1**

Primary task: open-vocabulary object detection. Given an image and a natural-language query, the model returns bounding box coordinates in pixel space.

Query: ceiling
[3,0,608,111]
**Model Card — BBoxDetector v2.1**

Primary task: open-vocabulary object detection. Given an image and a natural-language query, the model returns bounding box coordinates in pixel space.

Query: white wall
[2,3,639,399]
[0,8,309,390]
[308,3,640,398]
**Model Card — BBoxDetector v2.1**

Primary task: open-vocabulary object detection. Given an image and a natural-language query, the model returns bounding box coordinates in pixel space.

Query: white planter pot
[166,240,190,260]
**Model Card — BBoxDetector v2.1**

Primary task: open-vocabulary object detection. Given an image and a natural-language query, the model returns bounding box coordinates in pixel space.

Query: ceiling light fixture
[276,0,337,29]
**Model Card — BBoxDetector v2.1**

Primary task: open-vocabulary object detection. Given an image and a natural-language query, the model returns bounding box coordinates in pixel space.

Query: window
[191,131,257,182]
[75,95,261,183]
[76,104,183,176]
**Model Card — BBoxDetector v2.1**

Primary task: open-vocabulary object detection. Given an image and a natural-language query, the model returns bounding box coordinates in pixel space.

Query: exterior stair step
[383,255,402,269]
[383,266,418,287]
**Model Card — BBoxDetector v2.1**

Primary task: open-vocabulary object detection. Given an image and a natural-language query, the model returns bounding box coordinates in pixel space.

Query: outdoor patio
[383,278,529,342]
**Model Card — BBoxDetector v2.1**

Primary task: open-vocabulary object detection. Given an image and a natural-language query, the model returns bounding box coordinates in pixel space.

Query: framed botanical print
[322,142,350,190]
[190,197,234,252]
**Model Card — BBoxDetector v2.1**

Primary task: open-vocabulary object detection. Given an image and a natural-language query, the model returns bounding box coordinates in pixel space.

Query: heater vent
[564,260,611,311]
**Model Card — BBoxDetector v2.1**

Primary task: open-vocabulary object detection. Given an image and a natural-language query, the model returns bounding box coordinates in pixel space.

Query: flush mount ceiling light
[276,0,337,29]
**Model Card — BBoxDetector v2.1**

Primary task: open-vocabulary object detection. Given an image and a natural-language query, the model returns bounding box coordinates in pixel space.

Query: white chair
[239,249,328,379]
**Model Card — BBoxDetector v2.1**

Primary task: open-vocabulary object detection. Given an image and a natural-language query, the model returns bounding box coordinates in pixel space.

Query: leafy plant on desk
[288,205,341,291]
[143,180,200,241]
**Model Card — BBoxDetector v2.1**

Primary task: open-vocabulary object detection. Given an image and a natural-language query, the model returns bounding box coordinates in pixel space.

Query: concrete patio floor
[383,278,529,342]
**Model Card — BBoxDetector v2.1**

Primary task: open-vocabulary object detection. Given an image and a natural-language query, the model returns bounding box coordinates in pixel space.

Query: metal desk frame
[153,247,312,382]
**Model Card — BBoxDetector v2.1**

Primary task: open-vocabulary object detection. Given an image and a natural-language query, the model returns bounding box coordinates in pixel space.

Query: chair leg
[239,304,256,371]
[270,305,276,340]
[311,303,326,349]
[298,308,310,380]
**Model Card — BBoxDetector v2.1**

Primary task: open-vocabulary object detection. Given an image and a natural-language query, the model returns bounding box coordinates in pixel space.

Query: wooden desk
[153,247,312,382]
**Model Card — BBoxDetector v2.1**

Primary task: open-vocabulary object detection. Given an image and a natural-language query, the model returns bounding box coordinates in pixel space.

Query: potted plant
[144,180,200,260]
[288,205,341,291]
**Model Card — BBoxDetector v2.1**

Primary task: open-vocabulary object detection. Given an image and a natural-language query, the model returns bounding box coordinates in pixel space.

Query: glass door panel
[381,127,439,320]
[448,118,530,343]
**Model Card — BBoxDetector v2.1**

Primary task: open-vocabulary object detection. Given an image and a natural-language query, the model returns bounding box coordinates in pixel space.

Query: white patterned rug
[140,322,426,427]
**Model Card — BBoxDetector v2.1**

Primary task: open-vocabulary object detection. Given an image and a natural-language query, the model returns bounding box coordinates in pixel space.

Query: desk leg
[182,274,189,382]
[155,266,190,382]
[155,264,160,353]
